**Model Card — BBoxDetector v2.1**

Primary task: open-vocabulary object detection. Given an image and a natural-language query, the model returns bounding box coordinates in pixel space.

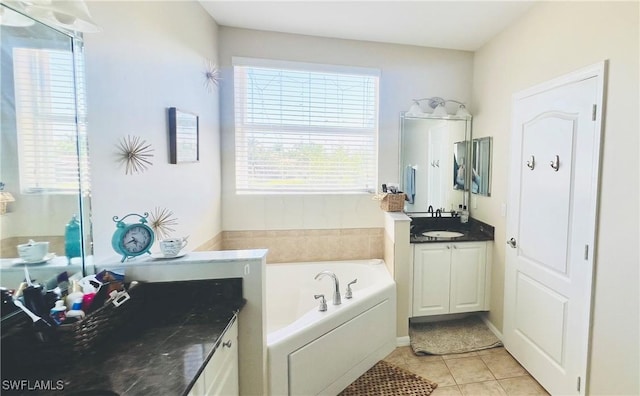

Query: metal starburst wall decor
[203,59,220,93]
[116,135,154,175]
[149,207,178,240]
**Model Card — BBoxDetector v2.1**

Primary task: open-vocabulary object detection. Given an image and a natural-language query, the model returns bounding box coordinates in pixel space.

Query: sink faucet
[314,271,341,305]
[436,209,442,217]
[427,205,434,217]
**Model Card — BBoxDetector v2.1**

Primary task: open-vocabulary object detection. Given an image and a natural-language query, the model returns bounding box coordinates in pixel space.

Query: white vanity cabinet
[189,316,239,396]
[412,242,491,317]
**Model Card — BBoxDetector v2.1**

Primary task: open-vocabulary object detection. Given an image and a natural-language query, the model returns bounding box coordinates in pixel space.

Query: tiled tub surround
[1,279,244,395]
[410,217,495,244]
[222,228,384,263]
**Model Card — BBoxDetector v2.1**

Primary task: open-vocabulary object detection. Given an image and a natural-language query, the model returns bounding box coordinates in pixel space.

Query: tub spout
[314,271,341,305]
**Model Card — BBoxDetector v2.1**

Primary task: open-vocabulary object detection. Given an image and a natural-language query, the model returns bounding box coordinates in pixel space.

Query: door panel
[413,244,450,316]
[519,115,575,276]
[515,272,567,365]
[450,242,486,313]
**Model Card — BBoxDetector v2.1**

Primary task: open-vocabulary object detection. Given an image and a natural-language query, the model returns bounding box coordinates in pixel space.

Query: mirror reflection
[453,141,467,191]
[0,4,91,287]
[400,114,471,213]
[472,136,492,196]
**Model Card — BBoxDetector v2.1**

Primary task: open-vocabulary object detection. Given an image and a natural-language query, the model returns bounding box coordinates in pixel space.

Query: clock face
[122,225,153,254]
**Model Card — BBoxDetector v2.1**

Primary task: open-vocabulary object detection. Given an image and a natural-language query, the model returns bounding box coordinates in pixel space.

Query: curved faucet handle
[345,279,358,299]
[314,294,327,312]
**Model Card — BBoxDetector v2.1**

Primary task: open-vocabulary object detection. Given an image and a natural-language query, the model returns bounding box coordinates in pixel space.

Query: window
[234,57,379,194]
[13,46,89,194]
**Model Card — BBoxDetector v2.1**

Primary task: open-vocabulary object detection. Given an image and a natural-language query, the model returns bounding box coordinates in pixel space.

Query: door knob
[507,238,517,248]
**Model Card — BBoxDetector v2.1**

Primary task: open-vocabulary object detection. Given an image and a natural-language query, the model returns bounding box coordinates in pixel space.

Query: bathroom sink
[422,231,464,238]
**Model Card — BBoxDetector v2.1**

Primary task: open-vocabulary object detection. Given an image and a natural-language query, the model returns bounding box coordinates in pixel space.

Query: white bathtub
[267,259,396,396]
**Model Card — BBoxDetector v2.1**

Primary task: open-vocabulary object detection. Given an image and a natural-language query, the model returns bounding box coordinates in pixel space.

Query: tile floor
[383,346,550,395]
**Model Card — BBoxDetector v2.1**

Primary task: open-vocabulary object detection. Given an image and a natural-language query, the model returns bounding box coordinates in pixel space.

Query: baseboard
[396,336,410,346]
[480,314,503,340]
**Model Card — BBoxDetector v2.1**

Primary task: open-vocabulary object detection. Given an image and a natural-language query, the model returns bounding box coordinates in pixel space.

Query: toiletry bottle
[66,296,85,322]
[49,300,67,325]
[65,280,84,309]
[64,214,81,262]
[460,205,469,223]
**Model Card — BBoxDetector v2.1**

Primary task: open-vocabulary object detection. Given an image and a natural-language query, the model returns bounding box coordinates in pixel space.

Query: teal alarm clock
[111,213,155,262]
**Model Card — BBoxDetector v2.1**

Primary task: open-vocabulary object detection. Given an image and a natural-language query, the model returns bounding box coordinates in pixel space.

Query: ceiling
[199,1,537,51]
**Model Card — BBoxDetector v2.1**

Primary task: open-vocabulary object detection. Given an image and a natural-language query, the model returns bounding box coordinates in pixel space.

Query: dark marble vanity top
[410,216,494,243]
[1,278,244,395]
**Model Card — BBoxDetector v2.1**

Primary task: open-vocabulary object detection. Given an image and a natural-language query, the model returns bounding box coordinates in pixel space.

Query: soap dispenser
[64,214,81,262]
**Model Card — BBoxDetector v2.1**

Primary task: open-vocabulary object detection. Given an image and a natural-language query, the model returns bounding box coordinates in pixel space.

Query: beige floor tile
[481,352,527,379]
[459,380,508,396]
[445,357,495,384]
[498,376,550,395]
[431,385,463,395]
[383,347,407,366]
[476,346,507,356]
[386,346,444,366]
[442,351,479,360]
[404,360,457,387]
[403,351,445,365]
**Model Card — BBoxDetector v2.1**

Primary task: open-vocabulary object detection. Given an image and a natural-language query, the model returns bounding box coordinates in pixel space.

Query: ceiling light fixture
[407,97,472,118]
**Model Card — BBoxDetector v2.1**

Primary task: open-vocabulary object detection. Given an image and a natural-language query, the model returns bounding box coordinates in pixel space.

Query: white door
[413,243,450,316]
[450,242,486,313]
[504,63,605,395]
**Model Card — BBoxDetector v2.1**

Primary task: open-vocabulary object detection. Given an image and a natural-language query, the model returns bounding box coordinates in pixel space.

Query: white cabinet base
[412,242,491,317]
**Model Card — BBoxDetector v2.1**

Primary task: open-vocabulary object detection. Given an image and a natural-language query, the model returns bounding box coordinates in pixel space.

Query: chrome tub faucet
[314,271,341,305]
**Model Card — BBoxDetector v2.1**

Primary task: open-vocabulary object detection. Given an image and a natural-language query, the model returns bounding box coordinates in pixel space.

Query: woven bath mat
[339,360,437,396]
[410,315,503,355]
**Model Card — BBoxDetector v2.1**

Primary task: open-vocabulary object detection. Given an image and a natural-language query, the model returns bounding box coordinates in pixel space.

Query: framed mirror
[0,4,91,288]
[169,107,199,164]
[400,114,471,214]
[471,136,492,196]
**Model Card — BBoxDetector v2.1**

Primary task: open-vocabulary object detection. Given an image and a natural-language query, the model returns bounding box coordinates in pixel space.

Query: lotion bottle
[65,280,84,309]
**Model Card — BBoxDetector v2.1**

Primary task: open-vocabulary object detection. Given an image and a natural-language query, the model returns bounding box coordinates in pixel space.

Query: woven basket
[375,193,406,212]
[4,288,141,370]
[56,294,139,352]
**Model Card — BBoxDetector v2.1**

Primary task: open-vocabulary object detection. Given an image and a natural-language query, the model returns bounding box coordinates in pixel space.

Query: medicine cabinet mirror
[471,136,492,196]
[0,4,92,289]
[400,114,471,214]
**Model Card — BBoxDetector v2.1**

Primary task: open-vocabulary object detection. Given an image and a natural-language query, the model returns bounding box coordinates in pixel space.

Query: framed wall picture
[168,107,199,164]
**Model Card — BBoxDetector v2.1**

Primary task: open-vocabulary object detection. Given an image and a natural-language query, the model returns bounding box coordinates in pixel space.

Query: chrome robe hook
[526,155,535,170]
[550,155,560,172]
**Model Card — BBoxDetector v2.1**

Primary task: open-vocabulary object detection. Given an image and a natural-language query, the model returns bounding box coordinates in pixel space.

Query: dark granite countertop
[1,278,244,396]
[410,216,494,243]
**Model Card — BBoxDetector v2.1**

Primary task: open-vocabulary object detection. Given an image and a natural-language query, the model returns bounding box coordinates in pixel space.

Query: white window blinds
[234,58,379,194]
[13,46,89,195]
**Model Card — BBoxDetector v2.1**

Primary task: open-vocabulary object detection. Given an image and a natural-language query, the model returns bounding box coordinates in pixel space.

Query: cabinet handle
[223,340,232,348]
[446,245,450,249]
[452,245,457,249]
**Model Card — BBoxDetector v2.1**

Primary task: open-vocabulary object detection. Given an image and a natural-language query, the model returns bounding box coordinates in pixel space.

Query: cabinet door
[206,319,239,396]
[188,317,239,396]
[449,242,486,313]
[413,243,451,316]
